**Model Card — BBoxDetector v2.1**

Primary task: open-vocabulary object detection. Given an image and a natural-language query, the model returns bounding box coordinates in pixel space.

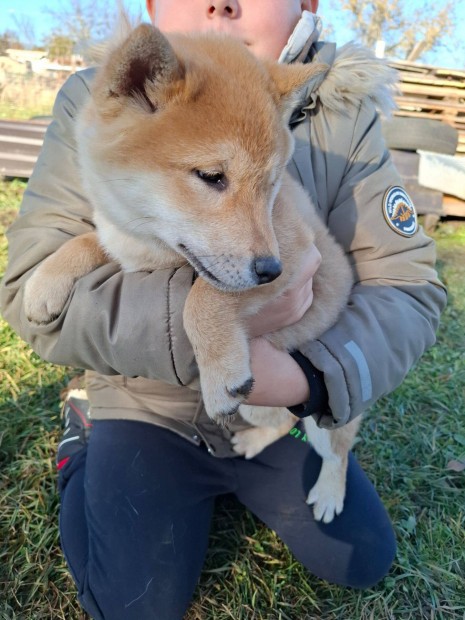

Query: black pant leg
[233,430,396,589]
[59,420,235,620]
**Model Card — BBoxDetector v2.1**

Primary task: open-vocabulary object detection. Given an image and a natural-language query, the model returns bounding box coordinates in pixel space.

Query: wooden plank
[390,60,465,80]
[394,96,465,111]
[442,195,465,216]
[390,62,430,74]
[394,108,463,122]
[397,67,465,80]
[398,82,465,99]
[398,74,465,90]
[394,110,465,127]
[435,69,465,80]
[0,119,48,179]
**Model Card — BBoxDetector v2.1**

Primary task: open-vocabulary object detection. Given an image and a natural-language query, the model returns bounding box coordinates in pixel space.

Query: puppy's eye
[196,170,228,191]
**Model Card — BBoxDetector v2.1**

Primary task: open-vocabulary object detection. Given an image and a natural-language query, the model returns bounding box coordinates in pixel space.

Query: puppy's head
[78,25,327,291]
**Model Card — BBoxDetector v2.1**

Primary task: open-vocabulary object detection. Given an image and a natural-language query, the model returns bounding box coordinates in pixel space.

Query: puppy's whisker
[145,263,190,272]
[124,217,156,234]
[99,178,136,183]
[189,255,220,261]
[125,217,154,224]
[202,255,232,271]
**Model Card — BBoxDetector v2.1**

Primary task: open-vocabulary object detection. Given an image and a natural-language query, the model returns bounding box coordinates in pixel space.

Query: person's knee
[77,581,106,620]
[343,525,397,589]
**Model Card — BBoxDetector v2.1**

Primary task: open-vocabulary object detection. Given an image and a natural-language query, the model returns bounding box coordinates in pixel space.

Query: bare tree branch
[11,14,37,49]
[43,0,116,57]
[329,0,457,62]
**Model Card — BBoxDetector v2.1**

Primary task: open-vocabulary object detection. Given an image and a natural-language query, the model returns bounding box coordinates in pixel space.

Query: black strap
[288,351,330,419]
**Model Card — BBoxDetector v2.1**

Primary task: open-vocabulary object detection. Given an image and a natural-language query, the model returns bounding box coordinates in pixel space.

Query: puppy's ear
[94,24,183,113]
[267,62,328,121]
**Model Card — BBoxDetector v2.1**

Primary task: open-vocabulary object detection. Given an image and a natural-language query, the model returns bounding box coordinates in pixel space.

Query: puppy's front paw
[24,269,75,324]
[201,368,254,423]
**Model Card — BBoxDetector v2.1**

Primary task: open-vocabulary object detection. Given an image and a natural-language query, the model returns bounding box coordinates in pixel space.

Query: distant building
[5,49,46,65]
[0,55,28,75]
[1,48,84,77]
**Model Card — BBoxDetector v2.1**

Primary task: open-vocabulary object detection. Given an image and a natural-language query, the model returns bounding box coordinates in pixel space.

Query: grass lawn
[0,178,464,619]
[0,103,54,121]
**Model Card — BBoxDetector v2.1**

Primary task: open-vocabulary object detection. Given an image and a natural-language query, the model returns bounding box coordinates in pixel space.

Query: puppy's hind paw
[306,480,345,524]
[232,427,267,459]
[232,425,288,459]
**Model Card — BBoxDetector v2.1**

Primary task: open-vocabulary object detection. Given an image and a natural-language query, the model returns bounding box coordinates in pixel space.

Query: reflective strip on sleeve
[344,340,373,403]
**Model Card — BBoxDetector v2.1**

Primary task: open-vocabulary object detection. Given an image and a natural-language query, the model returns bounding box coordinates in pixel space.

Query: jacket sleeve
[299,99,447,428]
[0,71,197,386]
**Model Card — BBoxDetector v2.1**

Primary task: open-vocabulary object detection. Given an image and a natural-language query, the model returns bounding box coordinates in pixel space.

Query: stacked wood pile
[390,59,465,156]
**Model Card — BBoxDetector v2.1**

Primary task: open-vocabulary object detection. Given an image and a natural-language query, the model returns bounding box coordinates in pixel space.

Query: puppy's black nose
[253,256,282,284]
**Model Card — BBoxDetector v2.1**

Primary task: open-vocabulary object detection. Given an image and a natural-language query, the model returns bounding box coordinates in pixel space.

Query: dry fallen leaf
[447,460,465,472]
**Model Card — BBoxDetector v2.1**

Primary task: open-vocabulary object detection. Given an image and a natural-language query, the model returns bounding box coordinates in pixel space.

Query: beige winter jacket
[0,41,446,458]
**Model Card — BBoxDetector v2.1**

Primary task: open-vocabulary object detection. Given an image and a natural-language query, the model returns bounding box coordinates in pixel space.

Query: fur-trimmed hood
[308,42,398,117]
[279,10,398,118]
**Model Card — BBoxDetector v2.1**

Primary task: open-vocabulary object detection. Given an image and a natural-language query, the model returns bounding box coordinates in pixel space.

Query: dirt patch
[0,208,18,229]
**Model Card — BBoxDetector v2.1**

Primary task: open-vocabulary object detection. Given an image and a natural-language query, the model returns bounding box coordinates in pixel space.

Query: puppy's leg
[232,405,296,459]
[305,415,361,523]
[24,232,108,324]
[183,278,254,422]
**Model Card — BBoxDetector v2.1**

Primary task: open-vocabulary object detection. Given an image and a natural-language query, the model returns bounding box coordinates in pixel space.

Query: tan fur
[24,25,361,522]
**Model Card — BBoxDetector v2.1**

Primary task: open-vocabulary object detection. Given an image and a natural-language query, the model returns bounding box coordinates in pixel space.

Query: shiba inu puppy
[24,23,360,523]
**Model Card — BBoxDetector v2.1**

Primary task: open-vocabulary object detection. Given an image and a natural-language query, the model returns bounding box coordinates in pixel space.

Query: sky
[1,0,464,69]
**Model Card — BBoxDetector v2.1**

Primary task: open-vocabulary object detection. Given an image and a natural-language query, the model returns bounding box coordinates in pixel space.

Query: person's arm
[245,245,327,413]
[244,99,446,427]
[293,99,446,427]
[0,70,197,386]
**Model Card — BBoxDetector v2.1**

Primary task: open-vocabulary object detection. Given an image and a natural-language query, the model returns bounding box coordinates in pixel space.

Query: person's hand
[245,337,310,407]
[247,243,321,338]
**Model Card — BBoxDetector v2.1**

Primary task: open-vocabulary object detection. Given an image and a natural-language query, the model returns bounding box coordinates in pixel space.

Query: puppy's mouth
[177,244,222,286]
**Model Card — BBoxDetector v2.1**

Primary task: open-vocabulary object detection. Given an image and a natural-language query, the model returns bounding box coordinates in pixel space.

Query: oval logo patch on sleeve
[383,186,418,237]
